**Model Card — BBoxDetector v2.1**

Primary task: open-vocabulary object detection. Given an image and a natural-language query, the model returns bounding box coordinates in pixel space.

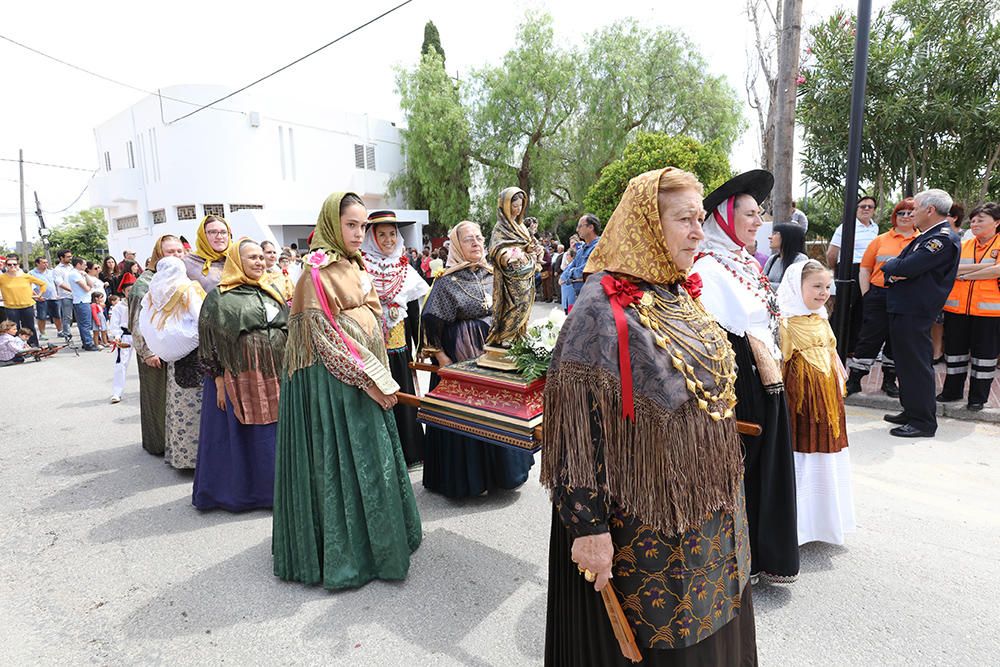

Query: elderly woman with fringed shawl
[139,256,207,470]
[542,168,757,667]
[129,235,185,456]
[419,221,535,498]
[485,187,541,348]
[183,215,232,292]
[689,170,799,585]
[361,211,430,466]
[192,239,288,511]
[272,192,421,590]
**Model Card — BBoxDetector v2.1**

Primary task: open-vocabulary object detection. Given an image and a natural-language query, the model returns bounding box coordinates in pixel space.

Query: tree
[771,0,804,223]
[798,0,1000,211]
[745,0,781,174]
[393,49,472,229]
[45,208,109,260]
[583,133,731,223]
[421,21,445,66]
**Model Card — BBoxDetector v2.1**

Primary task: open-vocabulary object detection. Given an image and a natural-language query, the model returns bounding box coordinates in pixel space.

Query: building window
[203,204,225,217]
[151,209,166,224]
[354,144,365,169]
[104,151,111,171]
[365,144,376,171]
[127,141,135,169]
[229,204,264,213]
[115,215,139,231]
[176,205,197,220]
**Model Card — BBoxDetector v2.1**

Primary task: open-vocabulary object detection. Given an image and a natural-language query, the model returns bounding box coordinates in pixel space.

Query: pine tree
[420,21,445,65]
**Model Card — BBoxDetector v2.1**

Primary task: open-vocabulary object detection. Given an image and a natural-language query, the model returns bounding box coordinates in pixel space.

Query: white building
[91,84,426,263]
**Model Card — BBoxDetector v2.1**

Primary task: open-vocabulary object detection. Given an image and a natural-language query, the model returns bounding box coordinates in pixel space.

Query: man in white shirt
[790,201,809,230]
[50,249,76,340]
[826,196,880,353]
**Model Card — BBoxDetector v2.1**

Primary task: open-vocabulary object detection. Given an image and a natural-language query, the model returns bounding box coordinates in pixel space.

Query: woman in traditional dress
[129,235,184,456]
[777,260,856,545]
[194,239,288,511]
[690,170,799,584]
[485,188,541,349]
[262,239,296,305]
[183,215,232,292]
[139,256,207,470]
[543,167,756,666]
[361,210,430,466]
[272,192,421,590]
[419,221,535,498]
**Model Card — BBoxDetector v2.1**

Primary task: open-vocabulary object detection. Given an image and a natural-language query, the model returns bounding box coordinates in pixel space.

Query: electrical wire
[166,0,415,124]
[0,157,95,172]
[41,171,98,214]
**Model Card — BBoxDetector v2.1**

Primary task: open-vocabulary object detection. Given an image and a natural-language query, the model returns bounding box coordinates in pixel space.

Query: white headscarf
[360,223,429,331]
[361,222,404,264]
[777,260,829,319]
[138,256,205,361]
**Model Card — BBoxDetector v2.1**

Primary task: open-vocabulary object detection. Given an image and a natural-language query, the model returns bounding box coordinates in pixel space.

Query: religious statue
[479,187,541,370]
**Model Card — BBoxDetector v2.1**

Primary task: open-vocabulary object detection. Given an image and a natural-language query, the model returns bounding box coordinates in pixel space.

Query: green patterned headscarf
[307,192,365,269]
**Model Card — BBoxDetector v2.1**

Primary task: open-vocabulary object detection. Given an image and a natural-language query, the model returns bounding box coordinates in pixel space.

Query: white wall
[91,85,413,261]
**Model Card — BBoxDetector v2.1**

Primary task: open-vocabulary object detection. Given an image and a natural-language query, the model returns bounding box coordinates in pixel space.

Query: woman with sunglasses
[846,198,918,397]
[0,254,47,347]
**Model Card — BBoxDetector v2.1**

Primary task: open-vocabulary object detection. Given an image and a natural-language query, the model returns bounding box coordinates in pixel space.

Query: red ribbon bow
[683,272,703,300]
[601,274,644,421]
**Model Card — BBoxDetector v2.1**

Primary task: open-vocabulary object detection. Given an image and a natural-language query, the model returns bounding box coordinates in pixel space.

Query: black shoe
[890,424,935,438]
[845,369,865,397]
[881,368,899,398]
[967,403,985,412]
[883,412,909,425]
[83,345,100,352]
[935,392,962,403]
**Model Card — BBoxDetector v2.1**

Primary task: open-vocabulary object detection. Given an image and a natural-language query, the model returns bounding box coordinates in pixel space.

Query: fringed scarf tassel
[541,361,745,538]
[785,354,844,438]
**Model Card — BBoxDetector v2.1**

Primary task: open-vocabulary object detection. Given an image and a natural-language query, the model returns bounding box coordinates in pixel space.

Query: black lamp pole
[833,0,873,362]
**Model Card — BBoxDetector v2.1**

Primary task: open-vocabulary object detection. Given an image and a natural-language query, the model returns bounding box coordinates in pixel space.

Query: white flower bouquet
[509,309,566,380]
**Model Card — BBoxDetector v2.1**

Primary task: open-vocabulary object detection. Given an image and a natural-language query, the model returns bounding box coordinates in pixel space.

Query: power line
[42,171,98,214]
[167,0,416,124]
[0,157,95,172]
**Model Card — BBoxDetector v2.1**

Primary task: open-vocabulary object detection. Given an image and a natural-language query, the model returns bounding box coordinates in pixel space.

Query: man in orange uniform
[846,199,918,397]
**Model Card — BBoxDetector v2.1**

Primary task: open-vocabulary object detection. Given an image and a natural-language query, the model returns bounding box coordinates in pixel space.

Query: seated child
[0,321,41,363]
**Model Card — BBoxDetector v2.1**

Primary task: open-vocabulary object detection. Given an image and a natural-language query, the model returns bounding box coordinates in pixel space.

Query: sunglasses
[5,262,18,267]
[858,204,875,210]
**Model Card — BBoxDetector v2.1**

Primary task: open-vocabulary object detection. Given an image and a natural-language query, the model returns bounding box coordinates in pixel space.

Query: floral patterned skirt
[164,362,203,470]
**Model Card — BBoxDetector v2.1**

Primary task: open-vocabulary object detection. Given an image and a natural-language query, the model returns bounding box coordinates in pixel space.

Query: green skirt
[272,362,422,589]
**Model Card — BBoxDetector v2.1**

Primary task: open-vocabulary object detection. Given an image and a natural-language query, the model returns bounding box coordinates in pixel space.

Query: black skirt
[387,346,424,466]
[544,508,758,667]
[729,333,800,581]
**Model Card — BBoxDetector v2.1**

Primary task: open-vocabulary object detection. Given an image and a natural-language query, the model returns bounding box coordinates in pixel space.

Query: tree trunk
[771,0,803,223]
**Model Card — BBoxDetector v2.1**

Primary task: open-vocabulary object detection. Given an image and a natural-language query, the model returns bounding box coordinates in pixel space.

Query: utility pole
[19,149,31,270]
[772,0,804,223]
[832,0,873,362]
[34,191,53,266]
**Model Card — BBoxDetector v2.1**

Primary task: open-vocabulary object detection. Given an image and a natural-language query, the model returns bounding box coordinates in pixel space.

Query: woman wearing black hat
[690,170,800,584]
[361,210,430,466]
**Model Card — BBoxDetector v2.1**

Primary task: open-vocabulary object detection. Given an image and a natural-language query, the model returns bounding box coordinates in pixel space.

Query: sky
[0,0,888,246]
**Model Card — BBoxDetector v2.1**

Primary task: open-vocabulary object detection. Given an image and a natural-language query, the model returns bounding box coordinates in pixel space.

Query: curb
[845,393,1000,424]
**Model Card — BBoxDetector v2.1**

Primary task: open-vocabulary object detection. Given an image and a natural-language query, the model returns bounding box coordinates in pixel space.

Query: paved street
[3,331,1000,666]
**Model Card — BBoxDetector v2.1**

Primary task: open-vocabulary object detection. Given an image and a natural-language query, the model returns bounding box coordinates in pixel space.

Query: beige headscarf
[442,221,493,277]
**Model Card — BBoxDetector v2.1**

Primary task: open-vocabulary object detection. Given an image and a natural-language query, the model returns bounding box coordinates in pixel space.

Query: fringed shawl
[541,272,744,537]
[199,284,288,379]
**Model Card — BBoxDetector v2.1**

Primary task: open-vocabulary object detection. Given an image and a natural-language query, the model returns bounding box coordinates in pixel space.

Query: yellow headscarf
[219,238,285,305]
[307,192,365,269]
[194,215,233,275]
[585,167,702,285]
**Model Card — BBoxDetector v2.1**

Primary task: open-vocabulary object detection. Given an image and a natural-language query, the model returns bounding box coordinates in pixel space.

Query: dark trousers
[4,306,38,347]
[848,286,894,373]
[890,312,937,432]
[837,263,865,353]
[942,312,999,405]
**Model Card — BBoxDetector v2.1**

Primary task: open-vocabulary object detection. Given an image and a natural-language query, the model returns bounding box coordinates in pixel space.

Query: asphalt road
[3,324,999,666]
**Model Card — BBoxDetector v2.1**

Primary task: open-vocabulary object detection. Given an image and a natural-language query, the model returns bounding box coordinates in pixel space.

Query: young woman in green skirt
[272,192,422,590]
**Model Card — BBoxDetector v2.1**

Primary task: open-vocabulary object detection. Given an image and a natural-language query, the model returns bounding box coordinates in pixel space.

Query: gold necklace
[632,288,737,421]
[450,272,493,311]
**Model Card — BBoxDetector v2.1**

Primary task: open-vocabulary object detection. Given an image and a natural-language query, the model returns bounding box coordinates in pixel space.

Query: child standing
[108,282,133,403]
[777,260,856,546]
[91,292,110,348]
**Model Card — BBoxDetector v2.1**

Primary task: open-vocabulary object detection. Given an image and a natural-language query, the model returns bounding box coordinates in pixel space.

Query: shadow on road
[57,397,121,410]
[301,527,542,665]
[413,483,527,524]
[798,542,850,574]
[88,495,268,543]
[750,582,793,614]
[34,444,183,513]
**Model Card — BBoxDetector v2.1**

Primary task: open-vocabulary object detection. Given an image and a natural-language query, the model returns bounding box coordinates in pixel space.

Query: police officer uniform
[881,220,961,436]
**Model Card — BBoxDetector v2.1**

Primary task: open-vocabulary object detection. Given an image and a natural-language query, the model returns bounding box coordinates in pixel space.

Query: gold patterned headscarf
[308,192,365,269]
[585,167,703,285]
[219,238,285,305]
[194,215,232,275]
